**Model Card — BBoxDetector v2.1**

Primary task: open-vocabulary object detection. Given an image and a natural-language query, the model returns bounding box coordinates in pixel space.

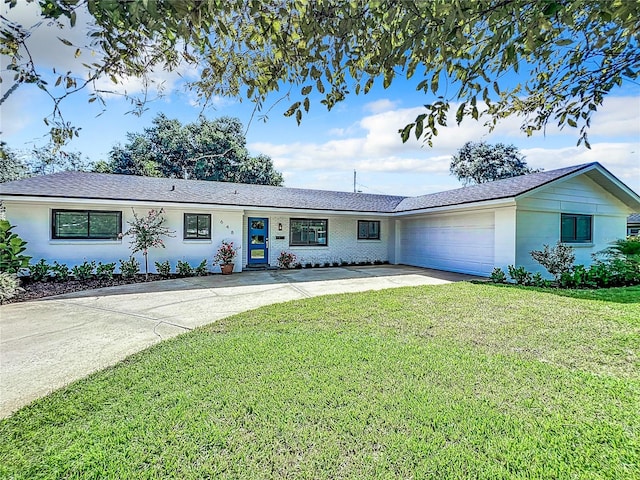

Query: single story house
[628,214,640,236]
[1,162,639,277]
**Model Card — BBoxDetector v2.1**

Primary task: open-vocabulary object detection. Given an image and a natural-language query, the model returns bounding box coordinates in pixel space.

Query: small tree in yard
[125,209,174,280]
[530,242,575,282]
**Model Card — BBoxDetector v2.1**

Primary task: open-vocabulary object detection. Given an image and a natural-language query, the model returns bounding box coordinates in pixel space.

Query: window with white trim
[184,213,211,239]
[561,213,592,243]
[290,219,328,246]
[52,210,122,239]
[358,220,380,240]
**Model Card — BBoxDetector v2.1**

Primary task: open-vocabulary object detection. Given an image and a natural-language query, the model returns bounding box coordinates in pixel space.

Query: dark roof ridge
[3,162,629,214]
[37,170,408,201]
[393,163,597,212]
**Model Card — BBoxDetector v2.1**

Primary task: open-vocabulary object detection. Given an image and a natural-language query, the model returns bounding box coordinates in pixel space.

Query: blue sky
[2,1,639,196]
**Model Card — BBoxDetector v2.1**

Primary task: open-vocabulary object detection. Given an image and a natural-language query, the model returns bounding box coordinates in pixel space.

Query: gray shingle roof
[629,213,640,223]
[0,172,406,213]
[394,164,593,212]
[0,163,611,214]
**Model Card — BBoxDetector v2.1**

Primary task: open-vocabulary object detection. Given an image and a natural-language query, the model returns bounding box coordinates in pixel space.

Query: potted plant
[214,240,238,275]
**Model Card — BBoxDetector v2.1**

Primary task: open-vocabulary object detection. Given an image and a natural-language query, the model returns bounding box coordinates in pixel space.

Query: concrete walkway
[0,265,477,418]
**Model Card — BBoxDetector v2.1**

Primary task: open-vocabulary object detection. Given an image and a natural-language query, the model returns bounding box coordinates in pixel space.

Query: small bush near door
[277,251,297,269]
[176,260,194,277]
[195,259,209,276]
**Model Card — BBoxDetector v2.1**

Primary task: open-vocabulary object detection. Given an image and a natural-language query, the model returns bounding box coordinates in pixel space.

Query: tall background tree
[450,141,540,185]
[0,142,89,182]
[2,1,637,147]
[0,142,27,183]
[25,144,91,176]
[97,115,284,186]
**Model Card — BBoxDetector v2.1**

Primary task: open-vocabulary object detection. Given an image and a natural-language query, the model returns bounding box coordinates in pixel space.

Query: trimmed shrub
[155,260,171,278]
[0,271,23,304]
[120,258,140,278]
[489,267,507,283]
[530,272,551,288]
[29,259,51,282]
[51,261,70,282]
[508,265,532,286]
[72,261,96,282]
[195,259,208,276]
[176,260,194,277]
[96,262,116,279]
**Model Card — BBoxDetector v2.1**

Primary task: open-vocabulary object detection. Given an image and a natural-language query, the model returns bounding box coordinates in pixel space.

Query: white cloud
[588,97,640,137]
[252,97,640,194]
[0,85,37,136]
[363,98,400,113]
[523,143,640,190]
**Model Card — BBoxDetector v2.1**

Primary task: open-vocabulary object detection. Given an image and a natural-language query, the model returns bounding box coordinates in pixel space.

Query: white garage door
[399,211,495,276]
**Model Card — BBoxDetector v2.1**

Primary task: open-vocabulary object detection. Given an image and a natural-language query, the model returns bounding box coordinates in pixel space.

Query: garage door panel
[400,212,495,276]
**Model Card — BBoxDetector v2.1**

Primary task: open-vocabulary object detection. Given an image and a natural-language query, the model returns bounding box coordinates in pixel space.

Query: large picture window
[184,213,211,239]
[358,220,380,240]
[290,218,328,246]
[561,213,592,243]
[52,210,121,239]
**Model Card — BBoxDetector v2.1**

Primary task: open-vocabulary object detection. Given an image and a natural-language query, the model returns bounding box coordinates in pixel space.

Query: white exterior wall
[397,208,497,276]
[241,211,391,267]
[515,175,630,275]
[3,200,244,274]
[493,206,517,272]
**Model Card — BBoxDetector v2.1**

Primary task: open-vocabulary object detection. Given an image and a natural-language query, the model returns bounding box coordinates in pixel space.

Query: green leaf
[414,119,423,140]
[456,103,465,124]
[364,77,374,94]
[399,123,414,143]
[284,102,301,117]
[430,74,439,93]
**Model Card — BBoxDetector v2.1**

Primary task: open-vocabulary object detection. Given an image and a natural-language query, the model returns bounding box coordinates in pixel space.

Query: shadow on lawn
[475,281,640,304]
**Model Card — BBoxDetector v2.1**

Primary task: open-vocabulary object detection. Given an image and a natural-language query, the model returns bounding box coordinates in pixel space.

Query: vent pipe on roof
[171,185,175,191]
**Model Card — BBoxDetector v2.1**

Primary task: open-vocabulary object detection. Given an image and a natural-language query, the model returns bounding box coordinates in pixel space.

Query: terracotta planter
[220,264,234,275]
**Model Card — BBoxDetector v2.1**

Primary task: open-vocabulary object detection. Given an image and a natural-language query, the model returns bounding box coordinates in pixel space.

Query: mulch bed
[5,274,185,305]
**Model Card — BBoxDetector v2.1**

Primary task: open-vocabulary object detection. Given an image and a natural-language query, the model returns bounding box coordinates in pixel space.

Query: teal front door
[248,217,269,265]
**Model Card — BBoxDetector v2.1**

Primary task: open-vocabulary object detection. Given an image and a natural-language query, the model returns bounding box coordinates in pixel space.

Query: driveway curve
[0,265,477,418]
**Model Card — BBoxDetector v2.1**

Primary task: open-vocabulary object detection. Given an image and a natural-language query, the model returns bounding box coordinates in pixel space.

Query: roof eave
[0,194,398,215]
[394,197,517,216]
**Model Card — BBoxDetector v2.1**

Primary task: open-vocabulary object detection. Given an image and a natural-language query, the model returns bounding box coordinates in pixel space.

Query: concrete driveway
[0,265,477,418]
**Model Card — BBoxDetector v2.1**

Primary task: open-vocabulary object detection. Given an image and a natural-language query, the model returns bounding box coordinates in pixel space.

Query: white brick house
[1,162,639,277]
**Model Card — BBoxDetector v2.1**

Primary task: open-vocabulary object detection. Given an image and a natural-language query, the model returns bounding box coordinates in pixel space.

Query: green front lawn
[1,283,639,478]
